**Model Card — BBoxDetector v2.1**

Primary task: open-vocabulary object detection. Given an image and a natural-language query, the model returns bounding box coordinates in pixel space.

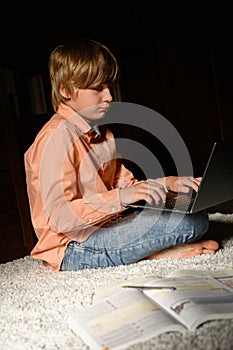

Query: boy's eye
[92,84,110,92]
[93,87,103,91]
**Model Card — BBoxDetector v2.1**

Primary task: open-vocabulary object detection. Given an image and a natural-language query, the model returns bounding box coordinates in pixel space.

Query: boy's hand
[165,176,202,193]
[119,179,167,207]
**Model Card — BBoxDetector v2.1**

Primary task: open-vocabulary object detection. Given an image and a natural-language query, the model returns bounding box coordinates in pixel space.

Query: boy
[24,38,218,271]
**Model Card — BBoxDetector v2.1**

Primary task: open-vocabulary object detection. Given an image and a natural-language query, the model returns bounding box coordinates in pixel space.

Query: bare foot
[146,240,219,260]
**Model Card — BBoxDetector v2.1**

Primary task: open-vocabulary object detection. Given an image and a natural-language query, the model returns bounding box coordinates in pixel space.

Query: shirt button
[111,207,116,212]
[89,218,93,222]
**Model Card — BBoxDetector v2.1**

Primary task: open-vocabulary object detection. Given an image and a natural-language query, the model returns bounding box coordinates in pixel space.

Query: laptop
[128,140,233,214]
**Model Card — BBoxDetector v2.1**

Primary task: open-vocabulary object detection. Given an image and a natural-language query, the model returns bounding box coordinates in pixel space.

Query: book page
[67,288,185,350]
[166,269,233,289]
[218,275,233,288]
[93,274,160,302]
[143,275,233,331]
[94,269,233,303]
[167,268,233,279]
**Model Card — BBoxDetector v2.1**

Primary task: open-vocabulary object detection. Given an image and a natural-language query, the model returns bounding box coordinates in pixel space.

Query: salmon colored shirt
[24,104,137,271]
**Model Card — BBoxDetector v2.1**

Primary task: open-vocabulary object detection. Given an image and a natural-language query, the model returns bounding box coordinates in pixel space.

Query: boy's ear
[59,85,71,99]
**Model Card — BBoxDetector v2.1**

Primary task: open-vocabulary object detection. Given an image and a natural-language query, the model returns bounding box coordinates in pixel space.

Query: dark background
[2,2,233,174]
[1,2,233,262]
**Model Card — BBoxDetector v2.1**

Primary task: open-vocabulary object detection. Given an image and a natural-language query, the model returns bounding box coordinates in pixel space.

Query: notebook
[128,140,233,214]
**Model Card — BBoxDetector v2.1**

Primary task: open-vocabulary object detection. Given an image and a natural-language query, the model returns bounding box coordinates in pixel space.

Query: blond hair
[48,38,119,111]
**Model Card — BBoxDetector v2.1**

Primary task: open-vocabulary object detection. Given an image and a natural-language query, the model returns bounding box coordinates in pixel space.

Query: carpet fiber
[1,212,233,350]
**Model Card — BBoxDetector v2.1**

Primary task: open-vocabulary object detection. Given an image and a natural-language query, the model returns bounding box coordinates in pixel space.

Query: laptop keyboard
[165,191,195,210]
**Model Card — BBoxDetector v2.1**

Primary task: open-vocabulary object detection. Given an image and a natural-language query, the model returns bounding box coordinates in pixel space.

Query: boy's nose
[103,88,113,102]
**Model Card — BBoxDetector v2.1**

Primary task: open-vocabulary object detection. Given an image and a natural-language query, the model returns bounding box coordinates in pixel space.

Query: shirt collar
[56,103,103,141]
[56,103,92,134]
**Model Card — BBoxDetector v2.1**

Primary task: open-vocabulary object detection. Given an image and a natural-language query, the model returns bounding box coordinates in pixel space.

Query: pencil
[121,285,176,291]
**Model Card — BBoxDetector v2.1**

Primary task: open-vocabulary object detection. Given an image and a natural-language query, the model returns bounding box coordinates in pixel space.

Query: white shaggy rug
[1,212,233,350]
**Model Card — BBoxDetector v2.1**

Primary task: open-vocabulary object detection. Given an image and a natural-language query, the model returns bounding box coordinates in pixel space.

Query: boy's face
[66,87,113,123]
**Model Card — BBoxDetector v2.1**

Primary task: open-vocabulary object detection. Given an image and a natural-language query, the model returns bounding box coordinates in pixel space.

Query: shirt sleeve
[39,124,125,235]
[113,158,138,189]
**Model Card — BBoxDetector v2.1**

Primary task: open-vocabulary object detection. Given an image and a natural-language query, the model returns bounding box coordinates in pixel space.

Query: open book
[67,271,233,350]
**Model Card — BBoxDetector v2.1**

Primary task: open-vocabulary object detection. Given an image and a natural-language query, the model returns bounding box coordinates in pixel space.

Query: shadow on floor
[204,219,233,249]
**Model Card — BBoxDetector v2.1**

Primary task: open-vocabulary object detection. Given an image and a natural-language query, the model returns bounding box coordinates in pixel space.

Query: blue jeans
[60,208,209,271]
